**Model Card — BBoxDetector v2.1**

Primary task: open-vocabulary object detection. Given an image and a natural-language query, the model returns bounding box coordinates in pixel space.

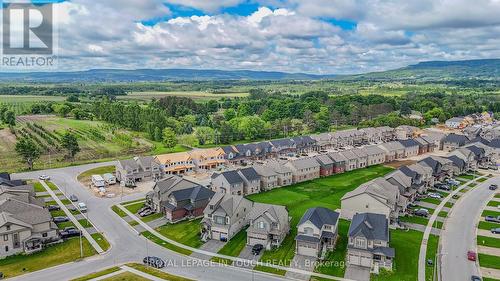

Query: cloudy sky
[7,0,500,74]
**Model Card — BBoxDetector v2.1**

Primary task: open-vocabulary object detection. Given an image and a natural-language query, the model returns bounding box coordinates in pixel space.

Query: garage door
[248,236,267,246]
[212,231,220,240]
[349,254,361,266]
[360,256,372,267]
[298,244,318,257]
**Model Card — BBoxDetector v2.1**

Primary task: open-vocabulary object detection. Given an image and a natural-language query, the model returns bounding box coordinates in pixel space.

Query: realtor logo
[1,1,57,69]
[2,1,53,54]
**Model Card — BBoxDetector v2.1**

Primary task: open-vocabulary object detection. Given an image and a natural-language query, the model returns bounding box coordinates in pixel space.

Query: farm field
[0,115,189,172]
[118,91,249,102]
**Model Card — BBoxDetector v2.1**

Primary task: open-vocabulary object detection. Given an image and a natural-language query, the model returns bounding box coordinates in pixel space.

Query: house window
[257,221,266,229]
[3,234,8,241]
[42,233,48,238]
[214,216,226,225]
[6,225,10,231]
[355,237,366,249]
[304,227,314,235]
[5,246,8,252]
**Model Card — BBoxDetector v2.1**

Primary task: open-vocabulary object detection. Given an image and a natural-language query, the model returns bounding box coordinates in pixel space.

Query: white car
[428,193,442,199]
[39,175,50,180]
[77,202,87,212]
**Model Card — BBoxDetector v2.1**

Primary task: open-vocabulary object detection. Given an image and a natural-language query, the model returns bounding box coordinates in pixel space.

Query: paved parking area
[190,240,225,260]
[344,265,370,281]
[285,254,316,281]
[235,246,263,269]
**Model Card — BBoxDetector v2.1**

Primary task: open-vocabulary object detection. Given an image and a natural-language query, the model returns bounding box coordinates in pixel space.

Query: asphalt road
[440,177,499,281]
[12,162,290,281]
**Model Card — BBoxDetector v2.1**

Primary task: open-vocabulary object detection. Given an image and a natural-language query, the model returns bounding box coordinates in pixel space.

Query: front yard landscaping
[314,220,350,278]
[247,165,394,277]
[487,201,500,208]
[477,235,500,248]
[124,201,145,214]
[126,263,194,281]
[399,215,443,229]
[478,253,500,270]
[0,237,96,278]
[155,219,203,249]
[111,205,127,217]
[478,221,500,230]
[140,230,192,255]
[482,210,500,218]
[92,232,111,251]
[211,229,247,265]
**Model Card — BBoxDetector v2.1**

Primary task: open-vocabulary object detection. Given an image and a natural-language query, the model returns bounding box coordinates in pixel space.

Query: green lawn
[120,198,146,205]
[57,220,76,229]
[91,233,110,251]
[487,201,500,208]
[0,237,96,278]
[78,218,92,228]
[421,197,441,205]
[399,216,443,229]
[438,211,448,218]
[141,212,164,223]
[45,181,60,190]
[477,177,488,182]
[425,235,439,281]
[495,194,500,199]
[211,229,247,265]
[124,202,145,214]
[314,220,350,277]
[371,229,423,281]
[155,219,203,248]
[33,182,45,192]
[482,210,500,217]
[248,165,394,276]
[102,272,143,280]
[478,221,500,230]
[477,235,500,248]
[77,165,116,182]
[71,267,121,281]
[483,278,500,281]
[50,209,67,217]
[111,205,128,217]
[126,263,194,281]
[478,253,500,270]
[141,231,192,255]
[46,199,71,206]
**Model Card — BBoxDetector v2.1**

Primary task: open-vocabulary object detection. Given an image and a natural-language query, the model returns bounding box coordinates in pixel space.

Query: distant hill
[340,59,500,81]
[0,69,334,83]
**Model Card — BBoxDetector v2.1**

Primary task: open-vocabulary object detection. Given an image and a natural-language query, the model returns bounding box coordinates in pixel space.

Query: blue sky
[5,0,500,74]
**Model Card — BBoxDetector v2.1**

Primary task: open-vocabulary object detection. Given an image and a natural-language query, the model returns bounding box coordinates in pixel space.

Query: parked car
[428,193,442,199]
[77,202,87,212]
[414,209,429,217]
[485,216,500,223]
[471,275,482,281]
[60,227,81,239]
[47,205,60,211]
[69,195,79,202]
[436,184,451,191]
[143,256,165,268]
[53,216,69,223]
[489,165,498,170]
[139,209,153,217]
[252,244,264,255]
[137,206,151,214]
[467,251,477,261]
[489,184,498,190]
[491,228,500,234]
[39,175,50,180]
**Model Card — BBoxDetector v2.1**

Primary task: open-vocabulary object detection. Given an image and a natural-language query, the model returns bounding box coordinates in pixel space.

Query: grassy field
[155,219,203,249]
[126,263,194,281]
[478,253,500,270]
[141,231,192,255]
[482,210,500,217]
[211,229,247,265]
[124,201,145,214]
[478,236,500,248]
[77,165,116,182]
[478,221,500,230]
[371,229,423,281]
[487,201,500,208]
[0,237,96,278]
[247,165,394,276]
[119,91,249,102]
[71,267,122,281]
[0,115,190,172]
[425,234,439,281]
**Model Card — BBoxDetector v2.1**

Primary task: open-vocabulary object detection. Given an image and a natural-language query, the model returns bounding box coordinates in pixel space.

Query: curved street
[11,163,291,281]
[440,176,499,281]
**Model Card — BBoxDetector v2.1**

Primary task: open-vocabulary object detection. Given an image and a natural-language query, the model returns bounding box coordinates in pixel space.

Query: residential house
[465,145,488,165]
[221,145,242,164]
[399,139,419,158]
[398,165,426,194]
[441,133,470,152]
[311,133,333,150]
[146,175,214,222]
[201,193,253,242]
[420,130,446,150]
[394,125,419,140]
[419,156,453,182]
[270,138,296,156]
[347,213,394,273]
[116,156,164,186]
[352,148,368,168]
[446,155,467,175]
[360,127,383,144]
[315,155,335,177]
[340,150,359,171]
[445,117,465,129]
[285,158,320,183]
[211,167,261,196]
[364,145,386,166]
[292,136,317,153]
[447,148,476,171]
[254,165,279,191]
[295,207,340,258]
[0,185,58,258]
[341,178,401,221]
[264,160,293,186]
[157,152,195,175]
[384,170,414,205]
[246,202,290,249]
[414,137,432,154]
[377,126,395,142]
[327,152,347,174]
[189,148,226,171]
[378,141,405,162]
[407,163,434,188]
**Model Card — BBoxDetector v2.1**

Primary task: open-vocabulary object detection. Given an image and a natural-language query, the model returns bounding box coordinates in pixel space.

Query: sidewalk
[40,180,104,254]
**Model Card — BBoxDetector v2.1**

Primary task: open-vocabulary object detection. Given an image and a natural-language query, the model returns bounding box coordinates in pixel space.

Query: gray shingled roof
[239,167,261,181]
[170,185,215,202]
[348,213,388,241]
[298,207,339,229]
[399,139,419,148]
[443,133,469,146]
[219,170,244,184]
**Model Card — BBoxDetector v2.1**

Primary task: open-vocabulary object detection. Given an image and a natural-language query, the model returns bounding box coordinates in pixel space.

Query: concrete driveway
[235,245,263,269]
[285,254,316,280]
[344,265,370,281]
[190,239,225,260]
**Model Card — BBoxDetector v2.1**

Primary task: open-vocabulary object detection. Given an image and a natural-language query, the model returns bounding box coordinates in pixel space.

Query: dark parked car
[436,184,451,191]
[252,244,264,255]
[489,184,498,190]
[139,209,153,217]
[60,228,81,239]
[414,209,429,217]
[69,195,79,202]
[53,216,70,223]
[143,256,165,268]
[471,276,482,281]
[138,206,151,214]
[485,216,500,223]
[491,228,500,234]
[47,205,60,211]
